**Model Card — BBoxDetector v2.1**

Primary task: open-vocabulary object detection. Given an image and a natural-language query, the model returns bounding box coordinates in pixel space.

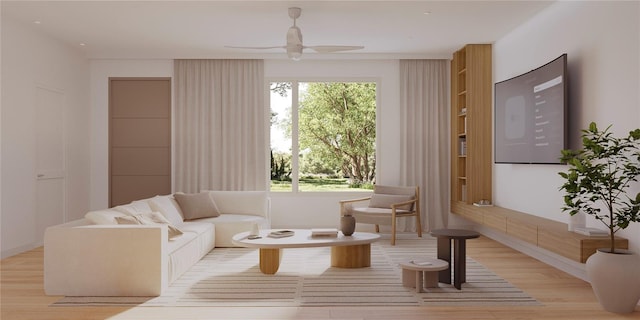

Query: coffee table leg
[331,244,371,268]
[416,270,424,293]
[259,248,281,274]
[436,237,451,284]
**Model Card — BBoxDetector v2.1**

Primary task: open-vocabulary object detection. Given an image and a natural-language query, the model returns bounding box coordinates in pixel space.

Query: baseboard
[1,242,40,259]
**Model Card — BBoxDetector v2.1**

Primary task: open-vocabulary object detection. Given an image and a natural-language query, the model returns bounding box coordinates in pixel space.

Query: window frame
[266,77,380,193]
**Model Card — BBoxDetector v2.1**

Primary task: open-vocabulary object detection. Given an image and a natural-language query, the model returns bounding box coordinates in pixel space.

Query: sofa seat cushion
[196,214,270,247]
[166,231,197,255]
[167,221,215,282]
[178,221,215,236]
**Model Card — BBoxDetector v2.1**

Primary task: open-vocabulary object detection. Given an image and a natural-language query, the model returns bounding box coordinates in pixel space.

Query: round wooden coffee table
[232,229,380,274]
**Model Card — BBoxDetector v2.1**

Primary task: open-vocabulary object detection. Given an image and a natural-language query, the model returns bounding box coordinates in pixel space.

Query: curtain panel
[399,59,449,231]
[174,59,266,192]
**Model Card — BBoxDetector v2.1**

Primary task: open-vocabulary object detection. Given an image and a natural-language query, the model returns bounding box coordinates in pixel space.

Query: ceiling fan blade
[224,45,286,50]
[305,45,365,53]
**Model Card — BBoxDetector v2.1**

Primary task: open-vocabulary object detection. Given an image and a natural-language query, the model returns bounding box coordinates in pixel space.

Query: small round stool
[398,257,449,293]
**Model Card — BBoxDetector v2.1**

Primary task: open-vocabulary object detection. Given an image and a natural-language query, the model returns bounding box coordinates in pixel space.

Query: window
[270,81,376,192]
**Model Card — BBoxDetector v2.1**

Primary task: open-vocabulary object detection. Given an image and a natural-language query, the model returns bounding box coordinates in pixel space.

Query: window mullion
[291,81,300,192]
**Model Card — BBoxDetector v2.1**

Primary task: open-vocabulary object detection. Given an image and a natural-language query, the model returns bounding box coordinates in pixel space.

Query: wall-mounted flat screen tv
[494,54,568,164]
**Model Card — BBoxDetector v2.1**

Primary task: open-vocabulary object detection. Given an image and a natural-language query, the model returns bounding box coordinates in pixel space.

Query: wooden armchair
[339,185,422,245]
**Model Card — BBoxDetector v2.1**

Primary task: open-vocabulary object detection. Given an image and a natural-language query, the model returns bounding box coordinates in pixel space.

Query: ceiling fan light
[287,48,302,61]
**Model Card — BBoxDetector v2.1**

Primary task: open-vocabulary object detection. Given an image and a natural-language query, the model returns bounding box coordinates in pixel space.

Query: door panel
[109,78,171,207]
[111,176,171,205]
[111,147,170,176]
[35,86,65,244]
[110,118,170,147]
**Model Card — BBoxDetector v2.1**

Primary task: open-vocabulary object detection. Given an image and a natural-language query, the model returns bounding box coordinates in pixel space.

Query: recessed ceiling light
[423,11,431,15]
[33,20,41,24]
[79,43,86,46]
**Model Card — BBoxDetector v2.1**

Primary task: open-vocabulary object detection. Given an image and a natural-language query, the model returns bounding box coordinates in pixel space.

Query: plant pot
[340,215,356,236]
[586,249,640,313]
[567,211,586,231]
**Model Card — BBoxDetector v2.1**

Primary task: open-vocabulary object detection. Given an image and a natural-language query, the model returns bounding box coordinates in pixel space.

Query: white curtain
[399,59,449,231]
[174,59,266,192]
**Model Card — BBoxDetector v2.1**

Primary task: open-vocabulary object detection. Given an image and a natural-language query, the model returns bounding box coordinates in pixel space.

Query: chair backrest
[369,185,418,211]
[373,185,416,197]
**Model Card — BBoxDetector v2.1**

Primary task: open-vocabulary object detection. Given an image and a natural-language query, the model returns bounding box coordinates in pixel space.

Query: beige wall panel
[111,176,171,206]
[111,80,170,118]
[109,78,171,207]
[111,147,170,176]
[111,119,170,147]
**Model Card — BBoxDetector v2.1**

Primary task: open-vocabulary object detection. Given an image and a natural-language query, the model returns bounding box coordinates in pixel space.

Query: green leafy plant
[559,122,640,253]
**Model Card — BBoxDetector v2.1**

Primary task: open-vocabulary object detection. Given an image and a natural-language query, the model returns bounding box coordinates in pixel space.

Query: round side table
[429,229,480,290]
[398,257,449,293]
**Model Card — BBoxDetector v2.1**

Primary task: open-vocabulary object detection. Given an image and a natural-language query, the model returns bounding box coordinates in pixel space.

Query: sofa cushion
[205,190,268,217]
[115,212,184,240]
[196,214,270,247]
[174,192,221,220]
[113,200,154,215]
[368,194,413,210]
[148,195,184,225]
[178,221,216,235]
[85,210,127,225]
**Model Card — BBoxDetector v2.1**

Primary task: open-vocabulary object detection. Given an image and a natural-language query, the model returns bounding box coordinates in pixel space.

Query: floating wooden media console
[451,202,628,263]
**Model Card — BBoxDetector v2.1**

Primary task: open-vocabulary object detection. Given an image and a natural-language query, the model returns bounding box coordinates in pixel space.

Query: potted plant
[559,122,640,313]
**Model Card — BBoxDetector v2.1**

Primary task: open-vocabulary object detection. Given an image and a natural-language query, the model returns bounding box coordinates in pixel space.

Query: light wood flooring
[2,235,638,320]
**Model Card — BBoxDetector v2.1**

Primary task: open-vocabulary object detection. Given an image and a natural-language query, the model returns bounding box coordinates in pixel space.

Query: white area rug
[53,237,540,307]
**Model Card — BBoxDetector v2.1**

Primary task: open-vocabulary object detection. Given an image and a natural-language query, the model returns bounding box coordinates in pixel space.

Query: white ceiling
[2,1,554,60]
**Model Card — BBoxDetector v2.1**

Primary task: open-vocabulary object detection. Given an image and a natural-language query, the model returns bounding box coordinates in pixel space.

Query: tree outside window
[270,81,376,192]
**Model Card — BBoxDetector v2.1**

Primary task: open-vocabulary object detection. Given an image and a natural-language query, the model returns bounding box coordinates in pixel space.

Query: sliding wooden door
[109,78,171,207]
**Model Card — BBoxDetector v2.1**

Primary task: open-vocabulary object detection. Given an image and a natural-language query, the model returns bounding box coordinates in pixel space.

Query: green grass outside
[270,177,373,192]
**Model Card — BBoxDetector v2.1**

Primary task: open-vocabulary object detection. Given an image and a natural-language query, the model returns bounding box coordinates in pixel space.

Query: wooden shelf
[450,44,492,206]
[451,202,629,263]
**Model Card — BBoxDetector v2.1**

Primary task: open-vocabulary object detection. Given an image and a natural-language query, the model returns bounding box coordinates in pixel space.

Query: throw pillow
[85,210,127,225]
[174,192,221,220]
[148,195,185,225]
[115,212,184,240]
[113,199,153,215]
[368,194,413,210]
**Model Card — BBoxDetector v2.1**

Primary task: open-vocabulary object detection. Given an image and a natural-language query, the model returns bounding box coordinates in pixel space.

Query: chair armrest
[390,198,417,209]
[339,196,372,215]
[339,196,372,205]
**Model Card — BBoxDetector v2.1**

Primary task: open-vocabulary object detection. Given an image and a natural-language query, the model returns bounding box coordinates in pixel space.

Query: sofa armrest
[44,223,168,297]
[206,191,271,219]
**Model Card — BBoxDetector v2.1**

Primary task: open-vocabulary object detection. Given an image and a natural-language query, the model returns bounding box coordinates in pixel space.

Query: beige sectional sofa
[44,191,270,297]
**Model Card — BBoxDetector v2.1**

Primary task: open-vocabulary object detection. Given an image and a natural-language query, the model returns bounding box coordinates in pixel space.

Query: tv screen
[494,54,568,164]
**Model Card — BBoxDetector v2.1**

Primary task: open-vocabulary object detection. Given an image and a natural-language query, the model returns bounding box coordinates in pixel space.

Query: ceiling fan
[225,7,364,60]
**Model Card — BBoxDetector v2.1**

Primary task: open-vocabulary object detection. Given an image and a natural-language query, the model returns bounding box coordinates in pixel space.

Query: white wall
[88,59,400,230]
[1,17,91,257]
[493,1,640,252]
